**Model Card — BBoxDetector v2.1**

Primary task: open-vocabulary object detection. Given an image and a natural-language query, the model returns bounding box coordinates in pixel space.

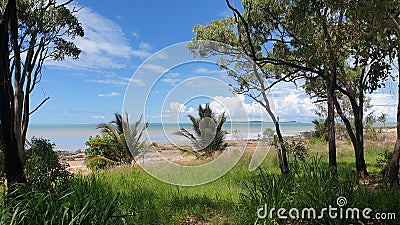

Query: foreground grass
[1,141,399,224]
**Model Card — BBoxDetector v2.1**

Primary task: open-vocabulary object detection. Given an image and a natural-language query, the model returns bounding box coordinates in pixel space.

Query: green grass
[1,141,399,224]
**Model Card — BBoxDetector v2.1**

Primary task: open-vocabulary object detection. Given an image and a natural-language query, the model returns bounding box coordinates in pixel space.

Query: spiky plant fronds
[177,104,227,156]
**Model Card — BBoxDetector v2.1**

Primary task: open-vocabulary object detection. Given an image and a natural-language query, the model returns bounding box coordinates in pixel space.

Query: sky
[29,0,399,124]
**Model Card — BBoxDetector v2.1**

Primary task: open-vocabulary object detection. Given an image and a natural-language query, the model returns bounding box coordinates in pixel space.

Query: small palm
[177,104,227,156]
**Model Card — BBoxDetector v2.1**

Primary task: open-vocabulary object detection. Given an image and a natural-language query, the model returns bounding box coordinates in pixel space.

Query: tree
[377,113,388,141]
[0,0,83,187]
[353,0,400,186]
[383,0,400,186]
[177,104,228,157]
[189,16,292,176]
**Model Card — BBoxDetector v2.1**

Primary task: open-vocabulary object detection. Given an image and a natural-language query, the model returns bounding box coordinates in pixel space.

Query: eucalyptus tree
[189,17,291,176]
[0,0,83,186]
[191,0,356,174]
[381,0,400,187]
[191,0,398,177]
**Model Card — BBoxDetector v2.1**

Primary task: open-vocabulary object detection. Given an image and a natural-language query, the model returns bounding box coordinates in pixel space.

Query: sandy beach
[57,127,398,175]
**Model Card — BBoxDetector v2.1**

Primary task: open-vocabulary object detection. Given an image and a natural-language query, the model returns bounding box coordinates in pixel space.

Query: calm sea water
[27,122,315,151]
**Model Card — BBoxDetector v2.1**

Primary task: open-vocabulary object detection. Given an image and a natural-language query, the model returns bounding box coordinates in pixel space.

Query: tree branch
[29,97,50,115]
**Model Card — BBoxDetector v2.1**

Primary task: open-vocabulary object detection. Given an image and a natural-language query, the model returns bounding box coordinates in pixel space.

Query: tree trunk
[252,64,289,177]
[0,0,26,189]
[354,89,368,177]
[327,76,337,171]
[388,49,400,187]
[274,120,289,177]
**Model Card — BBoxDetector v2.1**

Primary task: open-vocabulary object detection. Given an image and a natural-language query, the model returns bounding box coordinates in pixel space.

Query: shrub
[85,135,119,161]
[311,119,328,142]
[377,149,393,177]
[24,138,71,192]
[86,156,116,171]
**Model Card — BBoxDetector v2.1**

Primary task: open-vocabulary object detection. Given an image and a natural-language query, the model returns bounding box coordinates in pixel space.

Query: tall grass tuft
[0,175,127,225]
[236,156,400,225]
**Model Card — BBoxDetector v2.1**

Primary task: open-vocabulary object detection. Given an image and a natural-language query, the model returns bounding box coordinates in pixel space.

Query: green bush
[311,119,328,142]
[85,113,153,166]
[85,135,119,161]
[377,149,393,177]
[86,155,116,171]
[24,138,71,192]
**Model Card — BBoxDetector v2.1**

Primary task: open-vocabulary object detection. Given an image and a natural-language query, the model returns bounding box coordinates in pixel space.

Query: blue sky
[29,0,399,124]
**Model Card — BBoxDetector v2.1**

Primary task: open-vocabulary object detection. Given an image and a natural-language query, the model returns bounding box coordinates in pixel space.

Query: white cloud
[161,72,181,86]
[131,42,152,59]
[87,78,128,86]
[208,95,268,121]
[98,92,121,97]
[123,77,146,86]
[87,76,145,86]
[131,31,140,38]
[170,102,187,113]
[141,63,168,74]
[45,6,152,70]
[92,115,106,120]
[162,78,180,86]
[368,93,397,120]
[194,68,225,75]
[274,91,316,118]
[153,52,168,60]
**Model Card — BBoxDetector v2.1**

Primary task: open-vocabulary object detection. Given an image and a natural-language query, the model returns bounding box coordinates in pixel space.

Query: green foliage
[86,156,116,171]
[1,143,399,224]
[311,119,328,142]
[0,176,126,225]
[24,138,71,192]
[85,135,119,161]
[237,156,400,224]
[86,113,153,166]
[259,128,277,146]
[15,0,84,61]
[377,149,394,177]
[378,113,388,127]
[177,104,228,156]
[365,112,379,141]
[284,140,308,163]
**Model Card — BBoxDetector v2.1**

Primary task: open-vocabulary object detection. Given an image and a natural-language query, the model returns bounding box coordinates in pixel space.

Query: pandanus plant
[177,104,227,157]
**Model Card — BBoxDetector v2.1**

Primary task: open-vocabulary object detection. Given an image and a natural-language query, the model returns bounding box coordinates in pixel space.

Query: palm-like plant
[311,119,328,141]
[96,113,151,163]
[177,104,227,156]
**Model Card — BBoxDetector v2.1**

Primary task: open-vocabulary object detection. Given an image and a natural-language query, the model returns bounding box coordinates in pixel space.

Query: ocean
[27,122,315,151]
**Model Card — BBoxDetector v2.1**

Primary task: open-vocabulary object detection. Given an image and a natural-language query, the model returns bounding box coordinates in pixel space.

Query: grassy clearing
[0,141,399,224]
